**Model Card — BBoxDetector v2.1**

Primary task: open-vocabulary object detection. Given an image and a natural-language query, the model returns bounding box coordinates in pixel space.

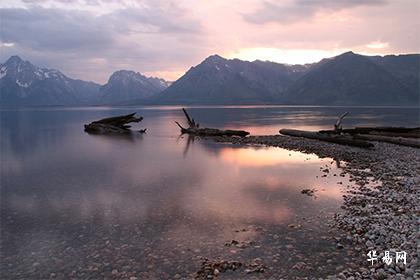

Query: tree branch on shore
[334,112,349,133]
[175,108,250,137]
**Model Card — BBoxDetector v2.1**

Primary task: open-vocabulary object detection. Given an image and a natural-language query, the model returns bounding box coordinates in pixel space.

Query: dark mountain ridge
[100,70,170,104]
[0,56,101,106]
[153,54,311,104]
[155,52,419,105]
[284,51,418,105]
[0,56,171,106]
[1,52,418,106]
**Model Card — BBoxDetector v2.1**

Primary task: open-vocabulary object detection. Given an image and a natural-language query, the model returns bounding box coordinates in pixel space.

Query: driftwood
[175,108,250,137]
[181,108,199,129]
[316,112,419,147]
[279,129,374,148]
[320,126,420,138]
[334,112,349,133]
[84,113,146,135]
[355,134,420,148]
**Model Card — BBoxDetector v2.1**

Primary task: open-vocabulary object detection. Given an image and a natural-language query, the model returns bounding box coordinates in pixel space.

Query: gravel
[210,134,419,279]
[2,133,417,279]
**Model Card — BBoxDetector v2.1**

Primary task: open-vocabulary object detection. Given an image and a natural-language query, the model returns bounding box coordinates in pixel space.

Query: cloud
[109,5,201,34]
[0,1,207,82]
[1,7,113,51]
[0,0,417,83]
[1,2,201,51]
[243,0,388,24]
[366,40,389,49]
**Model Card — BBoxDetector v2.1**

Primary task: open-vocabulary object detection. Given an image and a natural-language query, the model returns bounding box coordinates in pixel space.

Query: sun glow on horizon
[227,48,348,65]
[366,40,389,50]
[144,70,185,82]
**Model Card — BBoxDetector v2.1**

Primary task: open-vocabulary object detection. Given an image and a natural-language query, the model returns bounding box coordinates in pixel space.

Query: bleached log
[320,126,420,138]
[279,129,373,148]
[355,134,420,148]
[334,112,349,132]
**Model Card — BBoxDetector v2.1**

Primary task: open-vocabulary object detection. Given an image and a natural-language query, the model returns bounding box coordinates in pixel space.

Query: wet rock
[287,223,302,229]
[212,135,419,280]
[292,262,306,270]
[195,258,242,279]
[301,188,317,197]
[224,240,239,246]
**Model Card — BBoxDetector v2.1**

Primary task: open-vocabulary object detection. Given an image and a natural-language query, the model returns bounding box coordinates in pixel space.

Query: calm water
[1,106,418,279]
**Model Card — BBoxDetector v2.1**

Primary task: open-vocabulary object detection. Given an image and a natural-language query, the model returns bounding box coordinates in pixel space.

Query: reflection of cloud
[264,176,280,190]
[187,176,293,224]
[219,146,318,167]
[2,108,353,238]
[182,145,347,224]
[4,134,345,227]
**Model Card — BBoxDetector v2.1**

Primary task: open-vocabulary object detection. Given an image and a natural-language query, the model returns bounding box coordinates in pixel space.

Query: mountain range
[100,70,171,104]
[152,54,310,104]
[0,56,171,106]
[0,56,101,106]
[285,52,419,105]
[0,52,418,106]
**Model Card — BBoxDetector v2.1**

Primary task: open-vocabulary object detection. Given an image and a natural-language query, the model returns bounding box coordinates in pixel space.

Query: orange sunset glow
[219,147,319,167]
[1,0,418,83]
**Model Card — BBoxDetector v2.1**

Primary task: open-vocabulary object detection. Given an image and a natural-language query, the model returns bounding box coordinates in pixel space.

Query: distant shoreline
[1,104,420,110]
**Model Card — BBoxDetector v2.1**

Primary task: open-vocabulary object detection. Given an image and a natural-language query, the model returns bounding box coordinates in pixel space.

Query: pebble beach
[211,134,419,279]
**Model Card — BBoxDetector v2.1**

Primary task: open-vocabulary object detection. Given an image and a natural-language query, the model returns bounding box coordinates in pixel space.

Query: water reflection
[3,144,342,224]
[1,106,417,279]
[219,147,319,166]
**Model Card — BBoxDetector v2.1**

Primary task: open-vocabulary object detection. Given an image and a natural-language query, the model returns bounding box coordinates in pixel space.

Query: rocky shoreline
[207,134,419,279]
[2,131,418,279]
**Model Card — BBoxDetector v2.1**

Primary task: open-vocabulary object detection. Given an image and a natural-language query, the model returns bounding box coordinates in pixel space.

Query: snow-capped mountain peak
[0,55,101,105]
[1,55,68,86]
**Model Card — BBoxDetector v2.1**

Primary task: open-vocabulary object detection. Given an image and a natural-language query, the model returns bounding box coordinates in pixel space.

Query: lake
[1,106,418,279]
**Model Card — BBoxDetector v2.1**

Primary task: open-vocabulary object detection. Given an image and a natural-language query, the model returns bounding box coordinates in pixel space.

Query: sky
[0,0,419,83]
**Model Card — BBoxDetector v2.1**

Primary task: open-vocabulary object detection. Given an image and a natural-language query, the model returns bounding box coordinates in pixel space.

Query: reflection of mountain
[0,110,149,159]
[2,112,352,279]
[0,110,76,158]
[2,112,343,222]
